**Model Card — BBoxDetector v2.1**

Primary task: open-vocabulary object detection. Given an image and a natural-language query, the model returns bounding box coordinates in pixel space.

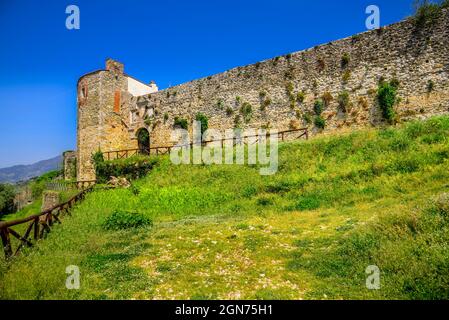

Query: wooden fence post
[0,228,13,259]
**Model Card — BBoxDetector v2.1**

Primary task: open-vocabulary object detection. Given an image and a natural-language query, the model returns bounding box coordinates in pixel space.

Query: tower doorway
[137,128,150,155]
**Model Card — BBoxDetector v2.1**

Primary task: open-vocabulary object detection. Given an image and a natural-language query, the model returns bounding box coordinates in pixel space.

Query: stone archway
[136,128,150,155]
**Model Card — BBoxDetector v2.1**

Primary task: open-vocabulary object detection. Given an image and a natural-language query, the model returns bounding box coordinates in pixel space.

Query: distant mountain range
[0,156,62,184]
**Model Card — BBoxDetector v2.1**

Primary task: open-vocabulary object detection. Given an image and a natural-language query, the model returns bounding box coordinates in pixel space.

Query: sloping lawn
[1,116,448,299]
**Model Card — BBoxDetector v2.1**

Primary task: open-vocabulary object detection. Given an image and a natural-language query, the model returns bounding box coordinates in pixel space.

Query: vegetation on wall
[341,53,350,68]
[216,99,224,110]
[338,91,350,113]
[296,91,306,104]
[427,79,435,93]
[413,0,449,28]
[314,116,326,129]
[174,116,188,130]
[303,113,312,125]
[235,96,242,105]
[313,99,324,116]
[377,79,399,123]
[342,70,351,83]
[195,113,209,135]
[240,102,253,123]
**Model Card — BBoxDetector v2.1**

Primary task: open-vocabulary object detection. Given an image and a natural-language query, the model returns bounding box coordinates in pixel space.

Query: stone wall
[136,10,449,147]
[63,151,77,181]
[41,191,60,212]
[76,10,449,181]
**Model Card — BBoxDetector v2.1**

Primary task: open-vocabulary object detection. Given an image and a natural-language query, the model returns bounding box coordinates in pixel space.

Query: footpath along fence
[103,127,309,160]
[0,185,95,260]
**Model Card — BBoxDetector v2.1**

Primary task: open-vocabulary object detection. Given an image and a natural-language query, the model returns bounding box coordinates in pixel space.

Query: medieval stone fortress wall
[76,9,449,181]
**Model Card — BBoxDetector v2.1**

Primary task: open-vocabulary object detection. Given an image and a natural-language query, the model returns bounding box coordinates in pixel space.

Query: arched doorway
[136,128,150,155]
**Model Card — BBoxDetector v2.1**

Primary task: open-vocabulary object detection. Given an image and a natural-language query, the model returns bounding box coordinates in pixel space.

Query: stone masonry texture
[76,10,449,181]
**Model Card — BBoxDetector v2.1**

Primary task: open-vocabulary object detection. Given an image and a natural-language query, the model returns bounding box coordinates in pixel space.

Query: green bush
[313,100,324,116]
[314,116,326,129]
[303,113,312,125]
[195,112,209,135]
[94,155,158,183]
[103,210,152,230]
[377,80,398,123]
[225,107,234,116]
[0,184,16,216]
[295,195,321,211]
[174,116,188,130]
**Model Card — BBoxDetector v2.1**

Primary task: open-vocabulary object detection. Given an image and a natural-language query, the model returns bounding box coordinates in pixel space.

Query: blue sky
[0,0,415,168]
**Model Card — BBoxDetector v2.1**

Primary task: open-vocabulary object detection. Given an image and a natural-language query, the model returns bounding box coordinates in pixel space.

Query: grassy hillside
[1,116,449,300]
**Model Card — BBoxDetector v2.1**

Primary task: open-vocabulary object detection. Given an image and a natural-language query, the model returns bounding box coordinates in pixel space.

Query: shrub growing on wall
[195,112,209,135]
[226,107,234,116]
[338,91,350,113]
[174,116,188,130]
[297,91,306,104]
[377,80,398,123]
[240,102,253,123]
[314,116,326,129]
[341,53,350,68]
[313,100,324,116]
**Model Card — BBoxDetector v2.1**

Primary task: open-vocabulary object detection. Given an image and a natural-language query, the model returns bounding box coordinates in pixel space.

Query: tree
[0,183,16,217]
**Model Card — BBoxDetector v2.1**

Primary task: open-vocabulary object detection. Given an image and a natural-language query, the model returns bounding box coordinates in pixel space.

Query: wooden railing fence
[0,186,94,260]
[103,127,309,160]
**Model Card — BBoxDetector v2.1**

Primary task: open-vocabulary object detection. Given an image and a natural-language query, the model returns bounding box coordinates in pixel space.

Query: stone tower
[76,59,158,181]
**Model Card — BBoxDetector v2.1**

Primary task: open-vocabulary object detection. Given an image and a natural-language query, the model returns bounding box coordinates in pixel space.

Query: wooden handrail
[0,186,93,230]
[102,128,309,159]
[0,186,95,259]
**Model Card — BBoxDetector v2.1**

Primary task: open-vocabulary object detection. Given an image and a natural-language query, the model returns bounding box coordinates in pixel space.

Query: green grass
[1,116,449,300]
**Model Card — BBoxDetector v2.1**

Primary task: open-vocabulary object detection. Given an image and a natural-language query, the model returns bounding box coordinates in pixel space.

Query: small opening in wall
[81,86,87,99]
[426,60,429,63]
